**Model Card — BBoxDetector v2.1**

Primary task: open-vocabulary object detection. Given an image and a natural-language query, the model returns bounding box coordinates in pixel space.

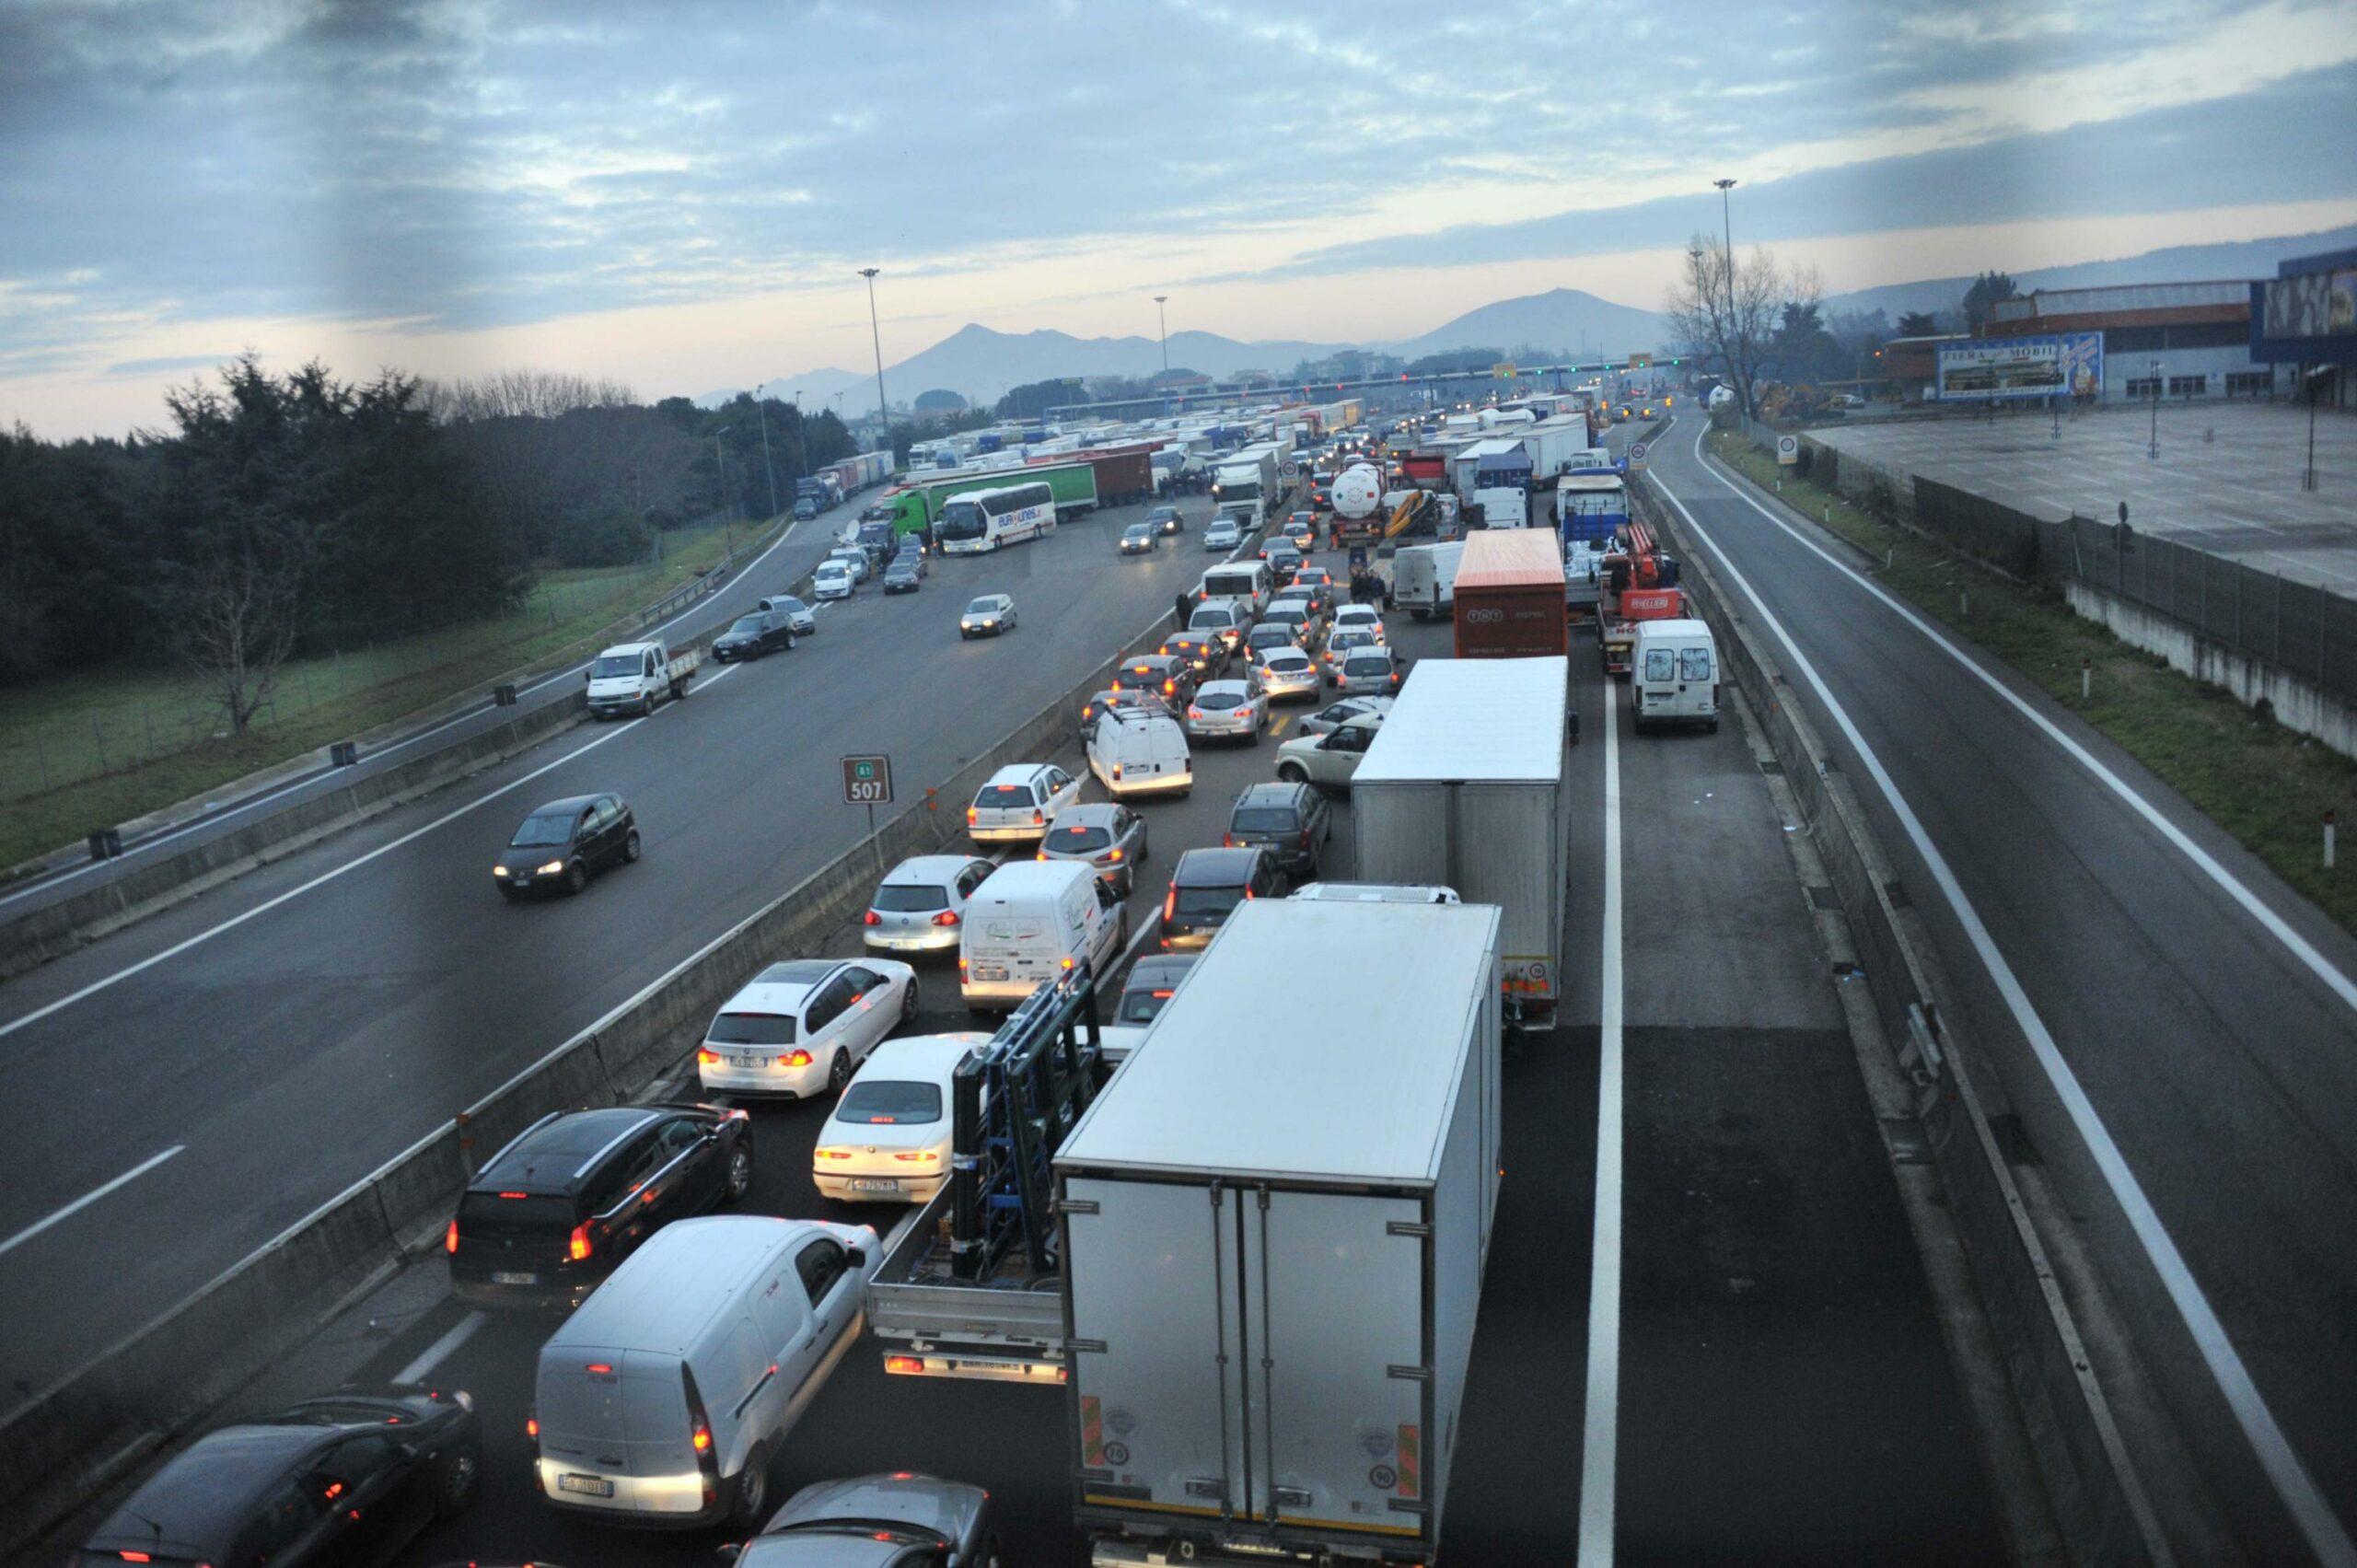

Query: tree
[1664,236,1794,422]
[995,378,1085,420]
[1961,272,2019,332]
[1896,310,1942,338]
[912,389,968,413]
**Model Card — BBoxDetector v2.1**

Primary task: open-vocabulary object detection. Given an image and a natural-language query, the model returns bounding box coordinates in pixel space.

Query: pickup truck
[585,638,698,719]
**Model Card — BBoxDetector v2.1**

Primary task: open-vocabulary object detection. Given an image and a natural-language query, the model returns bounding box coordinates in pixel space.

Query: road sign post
[1776,434,1800,467]
[1628,440,1650,472]
[842,755,894,877]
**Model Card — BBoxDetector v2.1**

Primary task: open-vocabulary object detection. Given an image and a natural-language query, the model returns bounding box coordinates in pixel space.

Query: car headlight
[538,860,564,875]
[493,865,508,877]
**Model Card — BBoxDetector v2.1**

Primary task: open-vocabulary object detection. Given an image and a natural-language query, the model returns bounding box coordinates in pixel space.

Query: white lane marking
[392,1309,484,1384]
[0,1145,183,1259]
[0,665,743,1040]
[1117,902,1161,966]
[1577,679,1623,1567]
[0,522,803,912]
[1659,424,2357,1568]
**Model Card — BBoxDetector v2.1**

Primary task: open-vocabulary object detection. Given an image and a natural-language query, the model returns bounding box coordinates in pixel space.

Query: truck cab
[586,639,697,719]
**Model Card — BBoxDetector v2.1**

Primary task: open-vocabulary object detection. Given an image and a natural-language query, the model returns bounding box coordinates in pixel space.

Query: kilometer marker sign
[841,754,893,805]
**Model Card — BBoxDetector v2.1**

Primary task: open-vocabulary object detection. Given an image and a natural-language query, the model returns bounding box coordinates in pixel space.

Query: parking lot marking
[1665,423,2356,1568]
[0,1145,182,1259]
[1578,679,1624,1567]
[393,1310,484,1384]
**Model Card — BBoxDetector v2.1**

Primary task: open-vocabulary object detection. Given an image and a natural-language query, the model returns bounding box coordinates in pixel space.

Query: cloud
[104,353,238,376]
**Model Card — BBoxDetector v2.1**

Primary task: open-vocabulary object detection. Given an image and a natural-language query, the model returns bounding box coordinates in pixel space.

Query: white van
[532,1215,879,1528]
[1199,560,1271,616]
[959,859,1127,1010]
[1631,618,1721,734]
[1392,540,1467,621]
[1087,708,1192,797]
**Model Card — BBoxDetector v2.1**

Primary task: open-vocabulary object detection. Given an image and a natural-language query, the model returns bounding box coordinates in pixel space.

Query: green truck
[866,461,1100,539]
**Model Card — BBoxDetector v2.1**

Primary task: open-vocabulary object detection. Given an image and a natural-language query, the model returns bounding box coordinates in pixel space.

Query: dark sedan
[79,1387,482,1568]
[494,794,637,898]
[883,556,924,593]
[712,610,795,661]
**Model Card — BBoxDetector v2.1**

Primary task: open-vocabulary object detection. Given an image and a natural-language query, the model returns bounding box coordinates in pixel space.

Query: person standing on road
[1174,588,1194,628]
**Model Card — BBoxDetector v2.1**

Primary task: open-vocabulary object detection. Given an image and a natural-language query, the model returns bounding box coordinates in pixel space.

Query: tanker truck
[1329,459,1387,545]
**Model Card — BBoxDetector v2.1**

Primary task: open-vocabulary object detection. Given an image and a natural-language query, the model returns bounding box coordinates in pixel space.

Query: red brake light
[443,1218,459,1253]
[1106,849,1122,863]
[966,807,978,824]
[691,1423,713,1454]
[527,1412,538,1439]
[932,910,959,926]
[121,1551,153,1562]
[862,910,881,925]
[886,1354,924,1375]
[1223,833,1236,847]
[586,1362,613,1374]
[697,1049,720,1065]
[1163,888,1177,923]
[569,1223,593,1261]
[782,1049,813,1067]
[1032,808,1044,824]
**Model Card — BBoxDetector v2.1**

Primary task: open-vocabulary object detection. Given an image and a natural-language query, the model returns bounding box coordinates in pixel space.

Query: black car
[1115,953,1197,1023]
[1145,503,1184,535]
[713,610,796,661]
[1111,654,1197,708]
[1159,845,1284,952]
[494,794,637,899]
[1224,780,1331,880]
[447,1103,754,1309]
[1158,630,1228,680]
[78,1387,482,1568]
[883,556,924,593]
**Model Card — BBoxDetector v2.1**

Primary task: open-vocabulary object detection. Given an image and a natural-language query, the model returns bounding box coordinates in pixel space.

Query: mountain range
[718,223,2354,412]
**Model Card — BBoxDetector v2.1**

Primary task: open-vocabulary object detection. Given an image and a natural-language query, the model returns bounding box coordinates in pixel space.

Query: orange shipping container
[1453,530,1567,659]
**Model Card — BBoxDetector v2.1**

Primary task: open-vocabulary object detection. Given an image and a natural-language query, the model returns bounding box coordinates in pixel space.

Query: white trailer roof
[1353,657,1568,784]
[1058,900,1499,1183]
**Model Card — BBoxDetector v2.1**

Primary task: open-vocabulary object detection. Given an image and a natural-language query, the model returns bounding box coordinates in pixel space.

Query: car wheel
[637,692,654,718]
[828,1049,853,1095]
[725,1444,771,1528]
[622,830,641,864]
[434,1443,483,1517]
[1277,762,1307,784]
[900,977,920,1021]
[724,1142,755,1202]
[564,860,588,896]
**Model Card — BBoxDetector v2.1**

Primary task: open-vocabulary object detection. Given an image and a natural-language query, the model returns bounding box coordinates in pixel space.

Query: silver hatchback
[864,854,997,952]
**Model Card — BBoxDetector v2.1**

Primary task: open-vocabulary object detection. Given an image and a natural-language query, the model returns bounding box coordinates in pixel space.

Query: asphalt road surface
[35,506,2004,1564]
[0,493,1222,1399]
[1648,413,2357,1564]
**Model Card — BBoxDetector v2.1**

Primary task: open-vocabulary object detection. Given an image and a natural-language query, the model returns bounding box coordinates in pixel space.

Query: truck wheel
[1411,608,1430,622]
[637,693,654,718]
[675,675,690,700]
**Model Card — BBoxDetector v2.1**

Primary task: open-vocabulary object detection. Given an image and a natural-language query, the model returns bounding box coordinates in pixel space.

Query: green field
[1704,429,2355,934]
[0,520,763,874]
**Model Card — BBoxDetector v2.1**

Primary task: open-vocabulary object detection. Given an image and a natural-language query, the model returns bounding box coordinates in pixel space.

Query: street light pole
[1155,295,1170,415]
[752,382,780,522]
[2149,359,2163,460]
[1713,177,1739,415]
[859,267,888,453]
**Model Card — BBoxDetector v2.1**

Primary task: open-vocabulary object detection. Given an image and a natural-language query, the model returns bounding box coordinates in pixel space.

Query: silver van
[532,1215,879,1528]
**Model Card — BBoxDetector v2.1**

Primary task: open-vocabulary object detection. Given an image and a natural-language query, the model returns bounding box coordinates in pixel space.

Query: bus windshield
[938,500,986,540]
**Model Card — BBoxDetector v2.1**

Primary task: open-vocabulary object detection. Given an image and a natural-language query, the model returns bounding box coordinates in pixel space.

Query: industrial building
[1980,281,2293,401]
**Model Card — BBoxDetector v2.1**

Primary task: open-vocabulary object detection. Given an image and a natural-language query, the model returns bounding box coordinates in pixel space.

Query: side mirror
[844,1246,869,1269]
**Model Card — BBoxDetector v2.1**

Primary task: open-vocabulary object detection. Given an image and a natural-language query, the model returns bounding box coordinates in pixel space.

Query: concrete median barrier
[0,603,1178,1560]
[1634,473,2172,1567]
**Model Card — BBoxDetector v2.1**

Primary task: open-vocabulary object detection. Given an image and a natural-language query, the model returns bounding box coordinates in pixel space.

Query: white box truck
[1058,899,1503,1567]
[1391,540,1466,621]
[1352,657,1570,1027]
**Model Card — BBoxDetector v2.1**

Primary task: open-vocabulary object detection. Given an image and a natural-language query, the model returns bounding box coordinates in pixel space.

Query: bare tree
[421,368,638,425]
[170,517,309,735]
[1664,234,1805,423]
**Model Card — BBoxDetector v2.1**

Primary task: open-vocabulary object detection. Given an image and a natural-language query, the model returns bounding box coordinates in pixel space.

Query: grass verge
[0,520,765,874]
[1703,428,2355,935]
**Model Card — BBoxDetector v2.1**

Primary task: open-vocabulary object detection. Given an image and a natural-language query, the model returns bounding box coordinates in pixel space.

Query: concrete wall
[0,601,1180,1560]
[1632,475,2174,1567]
[2067,581,2357,756]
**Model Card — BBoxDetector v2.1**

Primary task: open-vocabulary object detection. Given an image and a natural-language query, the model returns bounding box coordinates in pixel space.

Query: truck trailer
[1352,658,1570,1026]
[878,460,1101,539]
[1452,528,1568,658]
[1060,899,1504,1567]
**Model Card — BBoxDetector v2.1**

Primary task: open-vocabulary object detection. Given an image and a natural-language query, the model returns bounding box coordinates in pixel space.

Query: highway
[1645,414,2357,1563]
[0,494,1216,1399]
[32,488,2007,1563]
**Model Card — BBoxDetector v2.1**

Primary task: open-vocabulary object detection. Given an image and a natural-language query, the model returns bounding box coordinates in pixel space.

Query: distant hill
[1385,286,1668,361]
[1823,222,2357,322]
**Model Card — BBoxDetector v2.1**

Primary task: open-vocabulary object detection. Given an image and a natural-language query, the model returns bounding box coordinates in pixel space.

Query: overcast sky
[4,0,2352,436]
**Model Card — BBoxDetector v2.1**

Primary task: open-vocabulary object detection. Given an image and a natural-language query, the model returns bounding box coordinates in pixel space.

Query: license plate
[974,965,1009,981]
[847,1178,899,1193]
[491,1271,538,1286]
[732,1051,770,1067]
[558,1472,615,1497]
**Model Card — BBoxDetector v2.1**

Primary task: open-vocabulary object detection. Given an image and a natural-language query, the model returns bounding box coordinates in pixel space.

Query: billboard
[2249,251,2357,363]
[1935,331,2104,401]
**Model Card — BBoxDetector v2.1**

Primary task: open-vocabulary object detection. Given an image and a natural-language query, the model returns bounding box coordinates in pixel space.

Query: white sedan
[1204,518,1243,552]
[696,957,920,1099]
[813,1033,990,1203]
[1186,678,1267,744]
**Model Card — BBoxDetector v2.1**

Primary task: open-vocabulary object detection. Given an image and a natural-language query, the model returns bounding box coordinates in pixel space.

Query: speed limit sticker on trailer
[1504,959,1554,996]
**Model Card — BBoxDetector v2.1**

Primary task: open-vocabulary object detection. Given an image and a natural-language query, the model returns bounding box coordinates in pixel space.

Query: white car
[812,1033,990,1204]
[1274,714,1383,792]
[824,546,872,583]
[1296,694,1394,737]
[812,561,856,601]
[1333,645,1405,696]
[864,854,997,953]
[1186,677,1266,744]
[1256,646,1321,703]
[695,957,919,1098]
[1320,626,1384,683]
[1330,603,1386,642]
[756,595,818,635]
[959,594,1017,637]
[968,761,1081,843]
[1204,517,1243,552]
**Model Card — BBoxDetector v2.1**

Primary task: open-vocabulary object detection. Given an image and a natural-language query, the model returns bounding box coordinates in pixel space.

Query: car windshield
[510,811,575,846]
[977,784,1032,807]
[590,654,640,679]
[709,1011,797,1045]
[774,598,807,613]
[1050,823,1113,852]
[965,598,999,615]
[1119,985,1175,1024]
[727,616,763,635]
[1265,654,1310,671]
[873,884,949,912]
[1346,653,1390,672]
[1196,691,1244,711]
[834,1079,943,1125]
[1125,526,1153,539]
[818,564,849,579]
[1231,807,1298,832]
[1172,885,1244,919]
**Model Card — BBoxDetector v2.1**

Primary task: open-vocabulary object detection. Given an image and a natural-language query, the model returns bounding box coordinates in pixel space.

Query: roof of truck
[1354,656,1567,784]
[1056,900,1500,1183]
[1453,528,1565,590]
